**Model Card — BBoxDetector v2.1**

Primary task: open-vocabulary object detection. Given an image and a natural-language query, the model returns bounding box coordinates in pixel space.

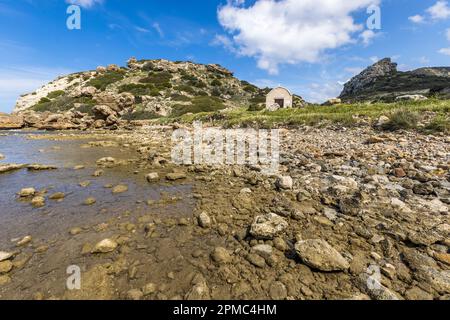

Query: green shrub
[212,88,222,97]
[38,97,51,104]
[211,79,222,86]
[423,116,450,133]
[243,85,258,93]
[196,90,209,96]
[139,71,172,90]
[174,85,196,94]
[189,80,207,88]
[32,96,76,113]
[87,71,124,91]
[47,90,66,99]
[142,61,155,71]
[140,71,172,84]
[181,74,197,81]
[249,96,266,104]
[381,110,419,131]
[170,93,191,101]
[248,104,265,112]
[118,83,161,96]
[171,96,225,117]
[122,110,159,120]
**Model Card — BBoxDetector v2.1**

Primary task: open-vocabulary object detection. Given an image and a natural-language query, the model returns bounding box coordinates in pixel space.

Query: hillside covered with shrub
[13,58,281,128]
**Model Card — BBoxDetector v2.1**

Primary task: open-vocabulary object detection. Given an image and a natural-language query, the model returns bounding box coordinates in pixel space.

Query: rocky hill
[10,58,282,130]
[339,58,450,102]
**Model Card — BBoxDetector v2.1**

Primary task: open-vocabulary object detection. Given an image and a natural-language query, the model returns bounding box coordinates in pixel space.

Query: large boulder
[92,105,117,119]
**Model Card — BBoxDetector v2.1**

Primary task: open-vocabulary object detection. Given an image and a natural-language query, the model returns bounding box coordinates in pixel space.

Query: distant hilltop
[339,58,450,102]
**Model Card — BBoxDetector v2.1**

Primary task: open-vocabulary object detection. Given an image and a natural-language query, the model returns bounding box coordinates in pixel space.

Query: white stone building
[266,87,293,111]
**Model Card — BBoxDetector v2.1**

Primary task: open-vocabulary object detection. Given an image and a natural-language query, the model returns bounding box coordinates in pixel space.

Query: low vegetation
[87,71,125,91]
[118,83,160,97]
[170,96,226,117]
[159,99,450,131]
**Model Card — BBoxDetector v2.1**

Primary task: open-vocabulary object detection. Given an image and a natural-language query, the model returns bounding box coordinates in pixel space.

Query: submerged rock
[0,261,13,274]
[84,197,96,205]
[49,192,65,200]
[19,188,36,197]
[92,239,118,253]
[0,252,13,262]
[166,172,187,181]
[146,172,160,182]
[31,196,45,208]
[27,164,57,171]
[0,164,27,174]
[16,235,32,246]
[112,184,128,194]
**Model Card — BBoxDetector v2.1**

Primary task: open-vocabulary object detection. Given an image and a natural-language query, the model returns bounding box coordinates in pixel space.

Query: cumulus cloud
[427,0,450,20]
[359,29,379,46]
[66,0,103,9]
[217,0,380,75]
[409,1,450,23]
[408,15,425,24]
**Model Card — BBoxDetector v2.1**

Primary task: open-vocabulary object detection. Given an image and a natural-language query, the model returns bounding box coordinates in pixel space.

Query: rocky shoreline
[0,125,449,300]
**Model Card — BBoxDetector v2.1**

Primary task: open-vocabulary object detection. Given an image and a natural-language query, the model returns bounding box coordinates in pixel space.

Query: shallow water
[0,130,195,239]
[0,131,202,299]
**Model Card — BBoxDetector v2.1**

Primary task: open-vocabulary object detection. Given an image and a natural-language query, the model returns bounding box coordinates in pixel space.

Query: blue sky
[0,0,449,112]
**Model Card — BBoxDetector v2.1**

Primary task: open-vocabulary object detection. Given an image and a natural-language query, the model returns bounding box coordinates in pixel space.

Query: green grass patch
[158,98,450,129]
[423,115,450,133]
[381,109,418,131]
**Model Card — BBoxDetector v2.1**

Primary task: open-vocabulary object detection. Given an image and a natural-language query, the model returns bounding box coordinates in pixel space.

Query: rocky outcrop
[0,113,24,129]
[340,58,450,102]
[10,58,273,130]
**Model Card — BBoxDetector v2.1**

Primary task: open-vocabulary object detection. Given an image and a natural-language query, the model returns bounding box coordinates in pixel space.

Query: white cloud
[306,82,343,103]
[152,22,164,38]
[446,28,450,40]
[359,30,379,46]
[409,1,450,23]
[408,15,425,24]
[439,47,450,55]
[217,0,380,75]
[211,34,238,53]
[66,0,103,9]
[427,1,450,20]
[135,26,150,33]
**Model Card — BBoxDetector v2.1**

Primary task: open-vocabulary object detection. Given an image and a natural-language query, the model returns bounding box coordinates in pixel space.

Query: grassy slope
[154,99,450,132]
